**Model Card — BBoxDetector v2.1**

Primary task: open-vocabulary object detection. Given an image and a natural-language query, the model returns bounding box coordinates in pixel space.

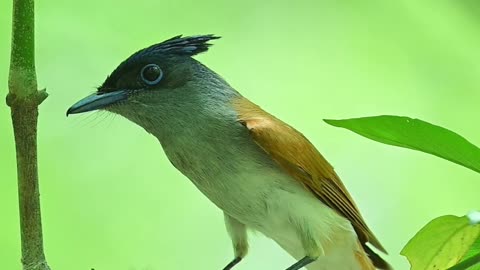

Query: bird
[67,35,391,270]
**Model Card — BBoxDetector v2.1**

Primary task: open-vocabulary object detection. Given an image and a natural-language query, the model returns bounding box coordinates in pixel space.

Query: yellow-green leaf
[449,216,480,270]
[401,214,480,270]
[461,237,480,269]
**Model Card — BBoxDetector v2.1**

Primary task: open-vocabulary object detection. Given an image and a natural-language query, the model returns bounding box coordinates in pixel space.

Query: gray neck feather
[109,60,245,156]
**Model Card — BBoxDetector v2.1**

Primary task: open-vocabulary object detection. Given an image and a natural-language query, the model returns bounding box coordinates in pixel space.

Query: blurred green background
[1,0,480,269]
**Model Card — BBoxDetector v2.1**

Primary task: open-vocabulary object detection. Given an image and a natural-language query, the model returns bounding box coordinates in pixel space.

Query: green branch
[7,0,50,269]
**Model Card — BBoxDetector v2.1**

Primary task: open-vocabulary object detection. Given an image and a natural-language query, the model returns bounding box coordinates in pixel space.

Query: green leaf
[464,237,480,259]
[401,214,480,270]
[324,116,480,174]
[449,236,480,270]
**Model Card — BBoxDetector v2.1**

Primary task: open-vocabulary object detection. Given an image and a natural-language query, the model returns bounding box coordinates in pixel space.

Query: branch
[7,0,50,269]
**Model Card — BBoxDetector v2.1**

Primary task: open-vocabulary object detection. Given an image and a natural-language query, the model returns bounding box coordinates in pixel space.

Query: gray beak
[66,90,128,116]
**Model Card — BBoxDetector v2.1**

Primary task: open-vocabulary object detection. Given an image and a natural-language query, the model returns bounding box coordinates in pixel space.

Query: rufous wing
[233,97,390,269]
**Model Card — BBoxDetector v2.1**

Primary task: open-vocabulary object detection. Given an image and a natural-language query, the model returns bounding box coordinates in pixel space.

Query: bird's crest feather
[100,34,220,91]
[141,34,220,56]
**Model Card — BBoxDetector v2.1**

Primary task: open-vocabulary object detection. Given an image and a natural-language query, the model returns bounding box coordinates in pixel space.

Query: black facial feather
[100,34,221,92]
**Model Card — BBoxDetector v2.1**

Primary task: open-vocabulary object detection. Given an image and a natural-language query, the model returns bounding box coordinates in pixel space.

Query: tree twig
[7,0,50,269]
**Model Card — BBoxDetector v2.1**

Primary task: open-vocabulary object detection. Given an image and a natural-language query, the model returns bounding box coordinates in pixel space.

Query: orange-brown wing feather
[232,97,387,254]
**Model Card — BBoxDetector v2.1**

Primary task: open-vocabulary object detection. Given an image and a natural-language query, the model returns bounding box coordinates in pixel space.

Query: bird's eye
[140,64,163,85]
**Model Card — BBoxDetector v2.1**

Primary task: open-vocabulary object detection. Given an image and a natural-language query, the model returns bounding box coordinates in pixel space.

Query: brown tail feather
[362,243,393,270]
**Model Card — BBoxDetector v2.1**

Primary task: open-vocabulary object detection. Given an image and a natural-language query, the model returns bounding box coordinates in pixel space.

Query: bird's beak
[66,90,128,116]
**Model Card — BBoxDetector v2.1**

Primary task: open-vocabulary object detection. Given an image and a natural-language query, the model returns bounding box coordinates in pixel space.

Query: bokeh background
[1,0,480,269]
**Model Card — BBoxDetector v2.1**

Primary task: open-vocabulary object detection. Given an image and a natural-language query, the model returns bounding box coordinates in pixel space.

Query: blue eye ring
[140,64,163,85]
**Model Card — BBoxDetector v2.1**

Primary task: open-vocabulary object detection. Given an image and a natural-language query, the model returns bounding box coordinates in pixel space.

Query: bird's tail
[360,243,393,270]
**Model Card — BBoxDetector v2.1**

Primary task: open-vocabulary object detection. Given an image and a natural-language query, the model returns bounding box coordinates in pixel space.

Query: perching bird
[67,35,391,270]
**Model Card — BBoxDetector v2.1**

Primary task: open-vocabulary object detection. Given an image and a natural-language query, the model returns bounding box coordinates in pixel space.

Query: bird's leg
[285,256,316,270]
[284,220,322,270]
[223,257,242,270]
[223,213,248,270]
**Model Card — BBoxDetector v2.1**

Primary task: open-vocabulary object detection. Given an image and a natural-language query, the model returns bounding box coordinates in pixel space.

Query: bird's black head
[66,34,220,115]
